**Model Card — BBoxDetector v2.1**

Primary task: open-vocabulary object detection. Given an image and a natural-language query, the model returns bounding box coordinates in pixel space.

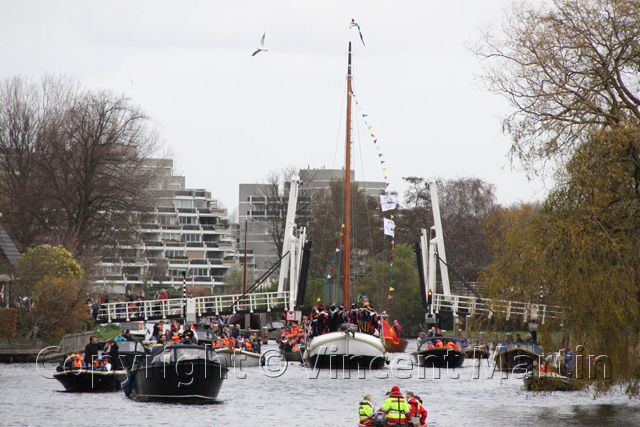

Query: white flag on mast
[383,218,395,237]
[380,195,397,212]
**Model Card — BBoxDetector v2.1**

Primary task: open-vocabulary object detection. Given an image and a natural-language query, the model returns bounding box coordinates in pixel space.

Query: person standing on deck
[393,319,402,338]
[84,335,99,367]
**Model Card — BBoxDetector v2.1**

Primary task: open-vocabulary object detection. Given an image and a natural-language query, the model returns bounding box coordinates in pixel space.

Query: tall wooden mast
[343,41,352,306]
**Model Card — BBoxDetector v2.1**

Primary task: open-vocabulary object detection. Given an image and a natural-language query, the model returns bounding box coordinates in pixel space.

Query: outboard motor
[372,412,387,427]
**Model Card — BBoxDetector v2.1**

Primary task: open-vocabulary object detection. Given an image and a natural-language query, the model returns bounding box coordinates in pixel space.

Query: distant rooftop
[0,224,20,265]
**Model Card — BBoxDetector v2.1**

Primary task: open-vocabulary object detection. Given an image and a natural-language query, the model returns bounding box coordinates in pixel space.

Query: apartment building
[238,167,386,278]
[95,160,237,293]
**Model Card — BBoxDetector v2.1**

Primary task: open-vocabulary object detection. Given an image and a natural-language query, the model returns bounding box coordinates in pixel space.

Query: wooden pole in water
[343,41,352,307]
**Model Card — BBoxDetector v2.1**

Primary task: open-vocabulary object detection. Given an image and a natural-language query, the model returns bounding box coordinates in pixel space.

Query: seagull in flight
[252,33,267,56]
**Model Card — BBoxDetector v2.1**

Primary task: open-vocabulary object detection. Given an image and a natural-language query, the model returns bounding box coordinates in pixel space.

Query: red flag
[382,319,400,344]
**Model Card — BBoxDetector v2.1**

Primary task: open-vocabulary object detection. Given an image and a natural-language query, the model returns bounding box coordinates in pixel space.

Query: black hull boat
[411,336,465,368]
[114,340,149,370]
[281,348,304,362]
[54,368,128,392]
[493,343,542,373]
[124,344,228,402]
[523,372,581,391]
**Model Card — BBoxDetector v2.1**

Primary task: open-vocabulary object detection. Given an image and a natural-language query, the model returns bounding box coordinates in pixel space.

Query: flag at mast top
[350,19,365,46]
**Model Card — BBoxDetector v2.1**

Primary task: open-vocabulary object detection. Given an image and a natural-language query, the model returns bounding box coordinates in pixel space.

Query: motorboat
[112,340,148,370]
[54,356,127,392]
[124,344,228,401]
[523,371,581,391]
[411,336,465,368]
[215,347,263,368]
[492,342,542,372]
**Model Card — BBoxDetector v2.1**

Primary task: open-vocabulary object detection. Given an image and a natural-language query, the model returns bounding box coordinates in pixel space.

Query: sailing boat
[302,35,388,370]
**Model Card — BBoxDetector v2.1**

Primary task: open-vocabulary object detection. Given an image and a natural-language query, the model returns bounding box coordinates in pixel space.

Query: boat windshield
[150,346,221,365]
[115,341,146,353]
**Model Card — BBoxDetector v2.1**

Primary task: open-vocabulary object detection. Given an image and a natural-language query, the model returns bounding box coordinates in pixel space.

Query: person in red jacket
[406,392,427,426]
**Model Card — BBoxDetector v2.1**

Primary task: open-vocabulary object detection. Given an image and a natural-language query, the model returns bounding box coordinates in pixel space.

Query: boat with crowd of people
[54,352,128,392]
[411,336,465,368]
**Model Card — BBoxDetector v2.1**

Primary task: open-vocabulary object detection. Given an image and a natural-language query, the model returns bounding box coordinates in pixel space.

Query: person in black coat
[84,336,99,366]
[102,339,121,370]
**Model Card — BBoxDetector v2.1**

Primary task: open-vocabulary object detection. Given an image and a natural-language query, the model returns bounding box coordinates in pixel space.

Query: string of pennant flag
[353,93,398,306]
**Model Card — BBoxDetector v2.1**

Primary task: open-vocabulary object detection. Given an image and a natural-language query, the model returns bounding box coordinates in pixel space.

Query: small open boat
[357,419,426,427]
[124,344,228,401]
[215,347,263,367]
[281,346,304,362]
[492,342,542,372]
[464,345,490,359]
[523,371,581,391]
[54,366,128,392]
[411,336,465,368]
[384,337,408,353]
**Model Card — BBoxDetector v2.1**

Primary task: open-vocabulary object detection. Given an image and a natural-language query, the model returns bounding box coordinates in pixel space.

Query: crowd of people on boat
[306,302,381,337]
[358,386,427,426]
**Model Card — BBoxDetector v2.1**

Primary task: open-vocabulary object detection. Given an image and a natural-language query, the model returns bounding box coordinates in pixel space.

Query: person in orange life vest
[406,392,427,426]
[435,339,444,348]
[445,341,459,350]
[72,352,84,368]
[380,386,411,424]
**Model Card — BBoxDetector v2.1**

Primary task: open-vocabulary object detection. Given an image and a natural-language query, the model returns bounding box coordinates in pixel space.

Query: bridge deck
[94,291,291,324]
[431,292,563,323]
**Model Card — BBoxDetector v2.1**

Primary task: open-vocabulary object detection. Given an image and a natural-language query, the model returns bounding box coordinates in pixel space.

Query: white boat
[215,347,263,368]
[304,329,388,369]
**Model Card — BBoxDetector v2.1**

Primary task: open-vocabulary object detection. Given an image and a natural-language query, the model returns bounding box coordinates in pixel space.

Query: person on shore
[358,394,374,425]
[84,335,99,366]
[406,392,427,426]
[380,386,411,425]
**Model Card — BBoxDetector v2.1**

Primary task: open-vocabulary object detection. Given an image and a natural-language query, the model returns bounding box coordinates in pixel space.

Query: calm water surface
[1,343,639,427]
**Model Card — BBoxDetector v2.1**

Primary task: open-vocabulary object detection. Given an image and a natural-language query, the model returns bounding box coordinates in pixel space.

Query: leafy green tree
[14,245,90,342]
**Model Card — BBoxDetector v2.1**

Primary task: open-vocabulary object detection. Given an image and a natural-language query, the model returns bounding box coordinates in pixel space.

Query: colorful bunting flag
[389,287,395,291]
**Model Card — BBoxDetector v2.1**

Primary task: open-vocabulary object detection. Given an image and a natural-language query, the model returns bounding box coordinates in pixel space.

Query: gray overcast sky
[0,0,549,213]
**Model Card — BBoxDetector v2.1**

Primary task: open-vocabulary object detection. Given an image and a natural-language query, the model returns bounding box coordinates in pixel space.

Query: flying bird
[251,33,267,56]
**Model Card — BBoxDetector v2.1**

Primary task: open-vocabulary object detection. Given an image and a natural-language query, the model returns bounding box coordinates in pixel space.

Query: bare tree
[0,76,166,258]
[0,76,79,250]
[259,166,317,257]
[473,0,640,172]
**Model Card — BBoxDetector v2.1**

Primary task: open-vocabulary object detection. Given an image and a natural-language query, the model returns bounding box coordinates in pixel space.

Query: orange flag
[387,295,394,299]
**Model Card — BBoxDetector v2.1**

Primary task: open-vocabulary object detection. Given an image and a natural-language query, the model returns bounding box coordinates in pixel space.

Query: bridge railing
[431,293,564,324]
[95,291,291,323]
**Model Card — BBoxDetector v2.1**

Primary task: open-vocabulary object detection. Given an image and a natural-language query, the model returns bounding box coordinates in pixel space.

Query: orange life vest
[73,357,84,368]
